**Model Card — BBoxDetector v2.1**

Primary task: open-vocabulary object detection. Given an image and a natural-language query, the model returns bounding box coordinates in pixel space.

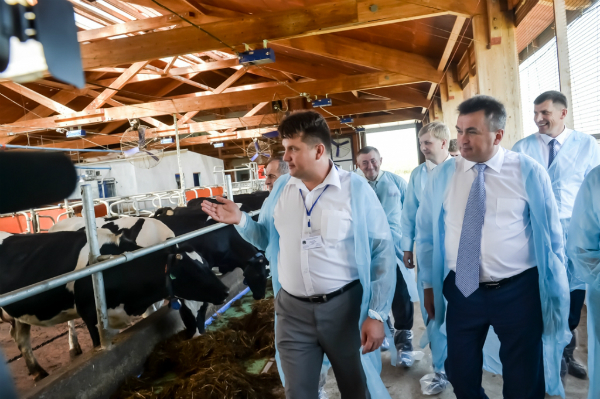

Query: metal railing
[214,162,265,196]
[0,186,223,233]
[0,185,260,349]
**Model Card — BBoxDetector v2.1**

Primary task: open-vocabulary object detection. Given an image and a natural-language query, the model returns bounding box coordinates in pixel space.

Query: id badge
[302,236,324,250]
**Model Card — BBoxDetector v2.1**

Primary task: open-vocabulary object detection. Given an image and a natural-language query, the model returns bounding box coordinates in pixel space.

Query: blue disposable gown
[399,162,451,372]
[513,130,600,291]
[566,165,600,399]
[235,173,397,398]
[371,171,418,301]
[400,163,428,253]
[417,154,571,397]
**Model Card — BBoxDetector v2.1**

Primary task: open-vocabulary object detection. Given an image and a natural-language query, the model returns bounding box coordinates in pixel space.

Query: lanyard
[299,185,329,228]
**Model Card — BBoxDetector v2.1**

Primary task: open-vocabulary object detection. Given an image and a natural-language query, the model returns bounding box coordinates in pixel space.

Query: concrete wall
[69,151,224,199]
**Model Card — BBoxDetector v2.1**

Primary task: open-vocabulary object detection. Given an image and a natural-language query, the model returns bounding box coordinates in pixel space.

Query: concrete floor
[324,303,590,398]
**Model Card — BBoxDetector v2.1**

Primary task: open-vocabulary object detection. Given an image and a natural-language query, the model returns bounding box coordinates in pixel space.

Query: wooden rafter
[79,0,482,70]
[1,82,76,115]
[177,66,248,126]
[274,35,442,83]
[427,15,468,100]
[16,90,83,122]
[84,61,149,111]
[0,71,424,135]
[37,99,421,150]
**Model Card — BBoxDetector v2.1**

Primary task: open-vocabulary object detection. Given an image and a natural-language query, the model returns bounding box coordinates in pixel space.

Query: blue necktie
[456,163,487,297]
[548,139,558,168]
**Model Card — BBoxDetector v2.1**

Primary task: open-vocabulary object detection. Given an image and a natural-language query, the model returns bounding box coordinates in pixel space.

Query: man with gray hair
[356,146,418,367]
[400,120,452,393]
[264,156,289,192]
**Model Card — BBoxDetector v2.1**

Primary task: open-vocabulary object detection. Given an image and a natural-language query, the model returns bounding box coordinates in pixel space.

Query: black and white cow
[152,206,269,300]
[50,217,214,345]
[187,191,269,212]
[0,219,229,380]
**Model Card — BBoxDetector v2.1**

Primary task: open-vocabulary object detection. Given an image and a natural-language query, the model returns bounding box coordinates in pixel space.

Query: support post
[81,184,111,349]
[553,0,575,128]
[173,114,186,206]
[226,174,235,203]
[473,0,524,148]
[440,70,464,138]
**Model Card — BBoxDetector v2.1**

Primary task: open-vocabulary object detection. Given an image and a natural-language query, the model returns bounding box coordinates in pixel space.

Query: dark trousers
[569,289,586,331]
[391,265,414,330]
[275,283,370,399]
[444,268,545,399]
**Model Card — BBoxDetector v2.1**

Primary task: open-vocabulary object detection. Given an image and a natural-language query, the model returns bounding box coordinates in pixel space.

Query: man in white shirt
[513,90,600,379]
[356,146,418,367]
[417,96,570,398]
[202,111,396,399]
[400,121,452,393]
[264,156,289,192]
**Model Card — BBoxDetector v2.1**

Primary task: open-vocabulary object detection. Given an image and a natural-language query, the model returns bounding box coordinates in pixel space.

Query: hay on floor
[111,294,283,399]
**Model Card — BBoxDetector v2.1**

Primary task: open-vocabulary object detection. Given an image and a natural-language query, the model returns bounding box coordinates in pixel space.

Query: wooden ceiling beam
[37,99,422,150]
[177,66,248,126]
[327,109,424,129]
[274,35,442,83]
[315,99,421,118]
[84,61,149,111]
[103,0,151,20]
[77,12,220,42]
[0,71,423,135]
[80,0,466,70]
[16,90,83,122]
[1,82,76,115]
[428,15,468,100]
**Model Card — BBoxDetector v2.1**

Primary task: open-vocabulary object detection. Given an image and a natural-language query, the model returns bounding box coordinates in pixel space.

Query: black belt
[287,280,360,303]
[478,267,536,290]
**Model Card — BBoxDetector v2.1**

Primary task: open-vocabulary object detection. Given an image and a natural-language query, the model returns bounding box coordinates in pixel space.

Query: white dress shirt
[443,147,536,282]
[426,153,453,172]
[240,164,358,297]
[535,127,573,167]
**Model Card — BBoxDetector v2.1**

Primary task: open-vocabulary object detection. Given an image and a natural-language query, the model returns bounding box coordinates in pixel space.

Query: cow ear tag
[170,273,177,280]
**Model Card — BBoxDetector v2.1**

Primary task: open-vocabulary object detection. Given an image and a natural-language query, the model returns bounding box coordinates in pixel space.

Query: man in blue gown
[417,95,570,398]
[566,165,600,399]
[513,90,600,379]
[356,146,418,367]
[202,110,396,399]
[400,121,452,392]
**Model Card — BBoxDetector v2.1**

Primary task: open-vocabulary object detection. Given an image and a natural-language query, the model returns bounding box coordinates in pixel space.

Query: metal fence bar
[226,175,234,202]
[0,210,260,308]
[81,184,111,349]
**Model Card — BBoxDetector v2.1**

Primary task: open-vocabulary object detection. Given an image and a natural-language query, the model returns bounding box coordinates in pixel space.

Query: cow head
[244,253,269,300]
[169,245,229,305]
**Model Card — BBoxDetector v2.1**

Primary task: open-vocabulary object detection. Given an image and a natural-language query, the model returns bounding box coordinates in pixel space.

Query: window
[193,172,201,187]
[175,174,181,189]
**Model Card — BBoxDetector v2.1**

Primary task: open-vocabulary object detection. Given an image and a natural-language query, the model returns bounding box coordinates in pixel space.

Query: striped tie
[548,139,558,168]
[455,163,487,297]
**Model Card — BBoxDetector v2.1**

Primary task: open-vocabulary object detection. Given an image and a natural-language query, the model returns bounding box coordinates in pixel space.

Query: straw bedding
[111,293,283,399]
